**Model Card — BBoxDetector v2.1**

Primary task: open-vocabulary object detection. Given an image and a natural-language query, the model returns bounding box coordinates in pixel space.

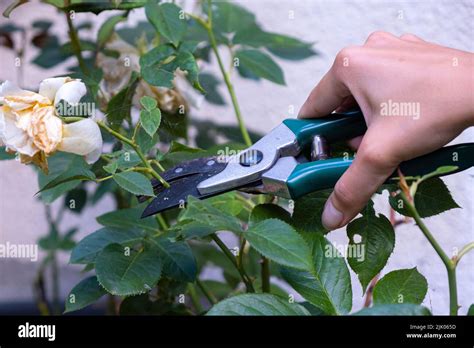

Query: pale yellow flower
[0,78,103,170]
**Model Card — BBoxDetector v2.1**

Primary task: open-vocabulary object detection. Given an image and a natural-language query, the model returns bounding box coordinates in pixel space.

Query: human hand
[298,31,474,230]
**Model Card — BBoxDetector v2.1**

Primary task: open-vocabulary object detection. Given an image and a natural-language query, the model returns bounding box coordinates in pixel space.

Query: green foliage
[373,268,428,305]
[95,243,163,296]
[113,172,154,196]
[346,203,395,292]
[206,294,310,316]
[97,14,126,49]
[64,276,106,313]
[354,304,432,316]
[106,72,139,128]
[292,190,331,234]
[281,233,352,315]
[245,218,312,270]
[414,178,460,217]
[139,96,162,137]
[235,49,285,85]
[146,2,187,47]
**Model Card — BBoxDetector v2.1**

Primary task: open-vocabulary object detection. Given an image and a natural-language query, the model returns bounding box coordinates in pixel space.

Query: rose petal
[54,80,87,107]
[0,80,50,111]
[0,106,38,156]
[38,77,71,103]
[58,118,102,164]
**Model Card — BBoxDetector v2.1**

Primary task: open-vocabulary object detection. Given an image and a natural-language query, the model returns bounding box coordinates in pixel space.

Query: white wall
[0,0,472,314]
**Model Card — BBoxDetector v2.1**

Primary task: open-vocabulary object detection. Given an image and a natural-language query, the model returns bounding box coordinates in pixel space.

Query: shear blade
[140,157,228,217]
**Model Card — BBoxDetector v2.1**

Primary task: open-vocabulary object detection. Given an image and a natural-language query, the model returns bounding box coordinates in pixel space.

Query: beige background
[0,0,473,315]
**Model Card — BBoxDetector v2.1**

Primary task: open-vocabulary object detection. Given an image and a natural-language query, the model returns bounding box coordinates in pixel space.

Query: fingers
[321,130,399,230]
[399,33,425,43]
[298,62,351,119]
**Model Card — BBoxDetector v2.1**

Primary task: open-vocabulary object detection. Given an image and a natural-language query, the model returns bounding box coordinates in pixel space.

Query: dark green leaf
[96,243,163,296]
[245,219,312,270]
[346,204,395,292]
[38,154,95,193]
[0,146,15,160]
[199,73,225,105]
[106,72,139,128]
[249,203,291,226]
[50,0,146,14]
[97,14,126,49]
[209,2,256,34]
[148,236,197,282]
[96,206,158,232]
[64,276,106,313]
[373,268,428,305]
[207,294,310,316]
[415,177,459,218]
[64,188,87,214]
[292,190,331,234]
[281,233,352,315]
[145,2,186,46]
[113,172,154,196]
[140,44,176,88]
[70,227,145,264]
[354,304,431,316]
[103,161,118,174]
[468,304,474,316]
[235,49,285,85]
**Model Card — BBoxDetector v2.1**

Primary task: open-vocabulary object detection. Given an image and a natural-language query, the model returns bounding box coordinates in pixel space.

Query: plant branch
[400,192,458,315]
[200,5,252,147]
[64,10,89,75]
[211,233,255,292]
[261,257,270,293]
[454,242,474,266]
[187,284,203,314]
[196,279,217,305]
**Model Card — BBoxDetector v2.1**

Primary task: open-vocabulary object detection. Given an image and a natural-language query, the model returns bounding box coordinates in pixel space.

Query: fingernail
[322,200,344,230]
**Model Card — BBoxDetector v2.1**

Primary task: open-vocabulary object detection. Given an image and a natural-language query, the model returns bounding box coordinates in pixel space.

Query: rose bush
[0,0,472,316]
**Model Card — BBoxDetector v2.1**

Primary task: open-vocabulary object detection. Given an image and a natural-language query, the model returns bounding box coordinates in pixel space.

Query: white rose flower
[0,78,103,170]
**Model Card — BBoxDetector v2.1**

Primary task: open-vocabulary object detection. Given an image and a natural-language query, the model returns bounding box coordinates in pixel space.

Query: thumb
[321,133,399,230]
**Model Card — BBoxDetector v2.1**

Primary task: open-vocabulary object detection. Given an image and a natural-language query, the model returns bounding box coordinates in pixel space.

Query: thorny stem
[261,257,271,293]
[187,284,203,313]
[400,192,458,315]
[97,121,170,188]
[453,242,474,266]
[64,8,89,75]
[199,2,252,147]
[211,234,255,292]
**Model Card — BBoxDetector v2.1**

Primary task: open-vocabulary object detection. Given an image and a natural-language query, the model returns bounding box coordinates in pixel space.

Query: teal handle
[283,109,367,147]
[287,143,474,199]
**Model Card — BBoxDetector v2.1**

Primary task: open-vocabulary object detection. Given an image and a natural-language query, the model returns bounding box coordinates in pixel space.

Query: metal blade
[140,158,228,217]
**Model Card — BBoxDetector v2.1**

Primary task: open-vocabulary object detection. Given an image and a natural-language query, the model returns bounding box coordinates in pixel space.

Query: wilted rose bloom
[0,78,103,172]
[97,34,200,114]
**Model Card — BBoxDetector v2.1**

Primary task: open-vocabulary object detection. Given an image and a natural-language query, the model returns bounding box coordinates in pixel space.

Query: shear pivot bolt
[239,150,263,167]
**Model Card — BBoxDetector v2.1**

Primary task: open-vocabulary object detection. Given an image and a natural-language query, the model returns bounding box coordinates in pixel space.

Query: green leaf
[281,233,352,315]
[245,219,312,270]
[209,2,256,34]
[179,196,243,233]
[149,236,197,282]
[354,304,432,316]
[199,73,225,105]
[207,294,310,316]
[235,49,285,85]
[103,161,118,174]
[140,108,162,137]
[97,14,126,49]
[95,243,163,296]
[64,276,106,313]
[419,165,459,182]
[468,304,474,316]
[96,206,158,232]
[346,204,395,292]
[49,0,146,14]
[145,2,186,47]
[64,188,87,214]
[106,72,139,128]
[140,44,176,88]
[233,25,316,61]
[0,147,15,160]
[292,190,331,234]
[140,96,158,111]
[113,172,154,196]
[414,177,459,218]
[173,50,204,92]
[70,227,145,264]
[38,155,95,193]
[373,268,428,305]
[249,203,292,226]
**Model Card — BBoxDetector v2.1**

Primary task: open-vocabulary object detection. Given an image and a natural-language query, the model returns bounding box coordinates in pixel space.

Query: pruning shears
[139,109,474,218]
